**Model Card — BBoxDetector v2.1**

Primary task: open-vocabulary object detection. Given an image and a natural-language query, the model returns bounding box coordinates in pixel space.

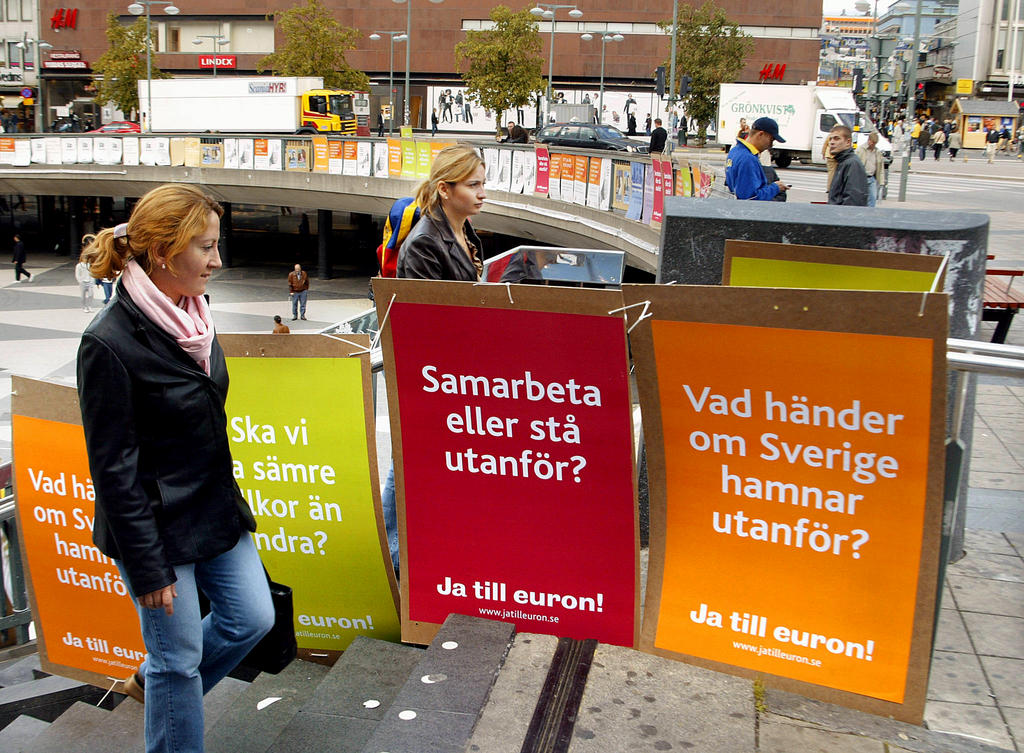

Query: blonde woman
[77,184,273,753]
[397,144,486,281]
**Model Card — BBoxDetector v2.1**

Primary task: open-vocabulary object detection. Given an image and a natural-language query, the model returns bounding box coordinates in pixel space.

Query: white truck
[717,83,889,168]
[137,76,371,135]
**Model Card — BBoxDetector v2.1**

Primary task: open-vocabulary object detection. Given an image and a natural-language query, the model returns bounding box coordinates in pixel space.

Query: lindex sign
[198,54,236,69]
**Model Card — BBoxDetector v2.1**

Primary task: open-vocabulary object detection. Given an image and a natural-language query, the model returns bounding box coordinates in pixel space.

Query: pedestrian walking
[288,263,309,320]
[858,131,886,207]
[11,233,31,282]
[75,256,95,312]
[986,127,1001,163]
[917,122,931,161]
[644,113,652,135]
[931,128,945,160]
[431,108,438,136]
[76,184,274,752]
[947,128,961,161]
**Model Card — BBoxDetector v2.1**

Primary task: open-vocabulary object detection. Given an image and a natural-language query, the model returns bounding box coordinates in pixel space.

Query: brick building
[37,0,820,128]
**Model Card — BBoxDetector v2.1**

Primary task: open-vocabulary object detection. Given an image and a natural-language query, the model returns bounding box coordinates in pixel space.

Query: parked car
[87,121,141,134]
[534,123,648,153]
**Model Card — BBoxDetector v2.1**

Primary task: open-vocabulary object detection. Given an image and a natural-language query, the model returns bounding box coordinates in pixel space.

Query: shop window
[167,27,180,52]
[8,41,19,67]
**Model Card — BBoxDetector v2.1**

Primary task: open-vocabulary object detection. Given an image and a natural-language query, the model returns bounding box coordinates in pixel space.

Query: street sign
[20,87,32,98]
[956,78,973,94]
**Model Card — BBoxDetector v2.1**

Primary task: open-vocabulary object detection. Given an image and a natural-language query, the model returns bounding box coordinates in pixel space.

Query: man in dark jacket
[11,233,30,281]
[649,118,668,153]
[827,125,868,206]
[502,121,529,143]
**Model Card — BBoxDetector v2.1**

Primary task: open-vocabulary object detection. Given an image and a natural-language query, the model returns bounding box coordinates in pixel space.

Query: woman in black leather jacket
[77,184,273,753]
[396,144,486,281]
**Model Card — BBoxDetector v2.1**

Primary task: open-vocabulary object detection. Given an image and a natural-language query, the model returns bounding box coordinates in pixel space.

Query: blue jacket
[725,140,779,201]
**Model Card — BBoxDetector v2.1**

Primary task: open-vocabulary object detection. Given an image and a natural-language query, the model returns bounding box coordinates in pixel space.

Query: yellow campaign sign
[225,356,400,652]
[416,140,432,179]
[956,79,973,94]
[401,139,417,179]
[729,258,938,292]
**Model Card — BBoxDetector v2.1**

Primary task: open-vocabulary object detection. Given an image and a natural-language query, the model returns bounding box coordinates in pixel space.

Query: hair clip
[113,222,129,239]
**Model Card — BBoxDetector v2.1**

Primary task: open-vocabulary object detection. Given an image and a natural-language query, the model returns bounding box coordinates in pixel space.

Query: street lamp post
[391,0,444,129]
[16,34,52,132]
[192,34,230,77]
[369,31,407,136]
[530,4,583,124]
[127,1,180,132]
[580,31,623,124]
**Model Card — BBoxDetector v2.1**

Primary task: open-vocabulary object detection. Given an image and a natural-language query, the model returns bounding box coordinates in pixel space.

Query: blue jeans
[382,463,400,574]
[866,176,878,207]
[118,533,274,753]
[291,290,307,318]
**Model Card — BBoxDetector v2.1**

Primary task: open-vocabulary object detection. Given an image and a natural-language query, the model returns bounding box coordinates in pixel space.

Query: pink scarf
[121,259,215,375]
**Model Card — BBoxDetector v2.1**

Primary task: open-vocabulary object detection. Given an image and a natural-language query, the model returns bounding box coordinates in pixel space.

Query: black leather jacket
[396,210,481,281]
[77,281,255,597]
[827,148,868,207]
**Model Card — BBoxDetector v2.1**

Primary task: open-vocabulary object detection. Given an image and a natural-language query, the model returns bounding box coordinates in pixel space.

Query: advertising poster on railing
[659,158,674,199]
[547,152,561,200]
[401,139,417,179]
[238,138,254,170]
[510,150,526,194]
[357,142,372,177]
[12,378,145,688]
[626,284,946,723]
[417,141,432,179]
[77,138,93,165]
[14,137,29,166]
[0,136,14,165]
[254,138,270,170]
[534,145,549,196]
[60,138,76,165]
[612,162,630,211]
[573,154,588,205]
[373,141,389,177]
[220,335,400,659]
[329,140,344,175]
[122,137,140,166]
[626,162,643,220]
[586,157,602,210]
[677,162,692,196]
[388,138,403,176]
[562,155,576,202]
[651,157,665,224]
[641,162,655,224]
[343,141,358,176]
[374,280,640,648]
[497,149,513,192]
[312,136,329,172]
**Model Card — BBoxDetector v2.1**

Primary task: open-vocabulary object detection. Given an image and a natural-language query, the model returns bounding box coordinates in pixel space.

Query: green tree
[659,1,752,144]
[91,13,169,119]
[258,0,369,90]
[455,6,545,138]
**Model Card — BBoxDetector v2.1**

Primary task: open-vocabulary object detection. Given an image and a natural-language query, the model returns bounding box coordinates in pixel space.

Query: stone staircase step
[204,659,330,753]
[0,714,51,753]
[19,701,110,753]
[0,674,110,729]
[270,636,424,753]
[465,633,560,753]
[359,614,516,753]
[0,654,42,688]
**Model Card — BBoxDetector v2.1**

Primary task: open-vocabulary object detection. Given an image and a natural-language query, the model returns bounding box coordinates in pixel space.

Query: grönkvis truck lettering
[717,83,890,168]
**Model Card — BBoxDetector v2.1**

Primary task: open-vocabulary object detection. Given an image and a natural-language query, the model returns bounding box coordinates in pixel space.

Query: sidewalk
[0,255,1022,751]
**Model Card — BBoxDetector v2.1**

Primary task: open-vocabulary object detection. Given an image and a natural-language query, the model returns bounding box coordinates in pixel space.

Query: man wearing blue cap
[725,116,789,201]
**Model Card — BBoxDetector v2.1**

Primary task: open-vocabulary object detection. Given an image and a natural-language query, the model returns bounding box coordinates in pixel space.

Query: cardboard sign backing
[373,279,640,647]
[622,284,947,723]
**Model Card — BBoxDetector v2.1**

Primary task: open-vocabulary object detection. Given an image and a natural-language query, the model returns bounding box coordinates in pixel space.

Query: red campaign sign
[651,158,664,224]
[390,302,637,646]
[534,145,550,195]
[199,55,237,69]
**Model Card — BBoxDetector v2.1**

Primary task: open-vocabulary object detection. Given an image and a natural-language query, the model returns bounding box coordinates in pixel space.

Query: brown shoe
[123,671,145,704]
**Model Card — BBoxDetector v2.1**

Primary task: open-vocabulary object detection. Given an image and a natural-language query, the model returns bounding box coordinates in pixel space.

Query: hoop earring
[161,263,166,270]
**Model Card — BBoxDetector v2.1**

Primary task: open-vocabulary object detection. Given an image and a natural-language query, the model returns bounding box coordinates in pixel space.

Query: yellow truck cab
[299,89,371,136]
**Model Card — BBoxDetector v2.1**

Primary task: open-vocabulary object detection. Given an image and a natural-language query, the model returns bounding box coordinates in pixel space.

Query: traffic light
[679,74,692,98]
[655,66,666,99]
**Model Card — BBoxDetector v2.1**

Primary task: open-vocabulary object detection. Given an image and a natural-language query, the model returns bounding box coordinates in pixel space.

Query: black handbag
[241,568,297,674]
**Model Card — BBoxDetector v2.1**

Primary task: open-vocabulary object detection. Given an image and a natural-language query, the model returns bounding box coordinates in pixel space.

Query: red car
[87,121,141,134]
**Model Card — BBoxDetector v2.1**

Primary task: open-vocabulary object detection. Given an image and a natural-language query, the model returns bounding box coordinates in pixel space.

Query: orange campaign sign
[13,410,145,683]
[626,286,946,723]
[254,138,268,157]
[312,136,329,172]
[388,138,403,176]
